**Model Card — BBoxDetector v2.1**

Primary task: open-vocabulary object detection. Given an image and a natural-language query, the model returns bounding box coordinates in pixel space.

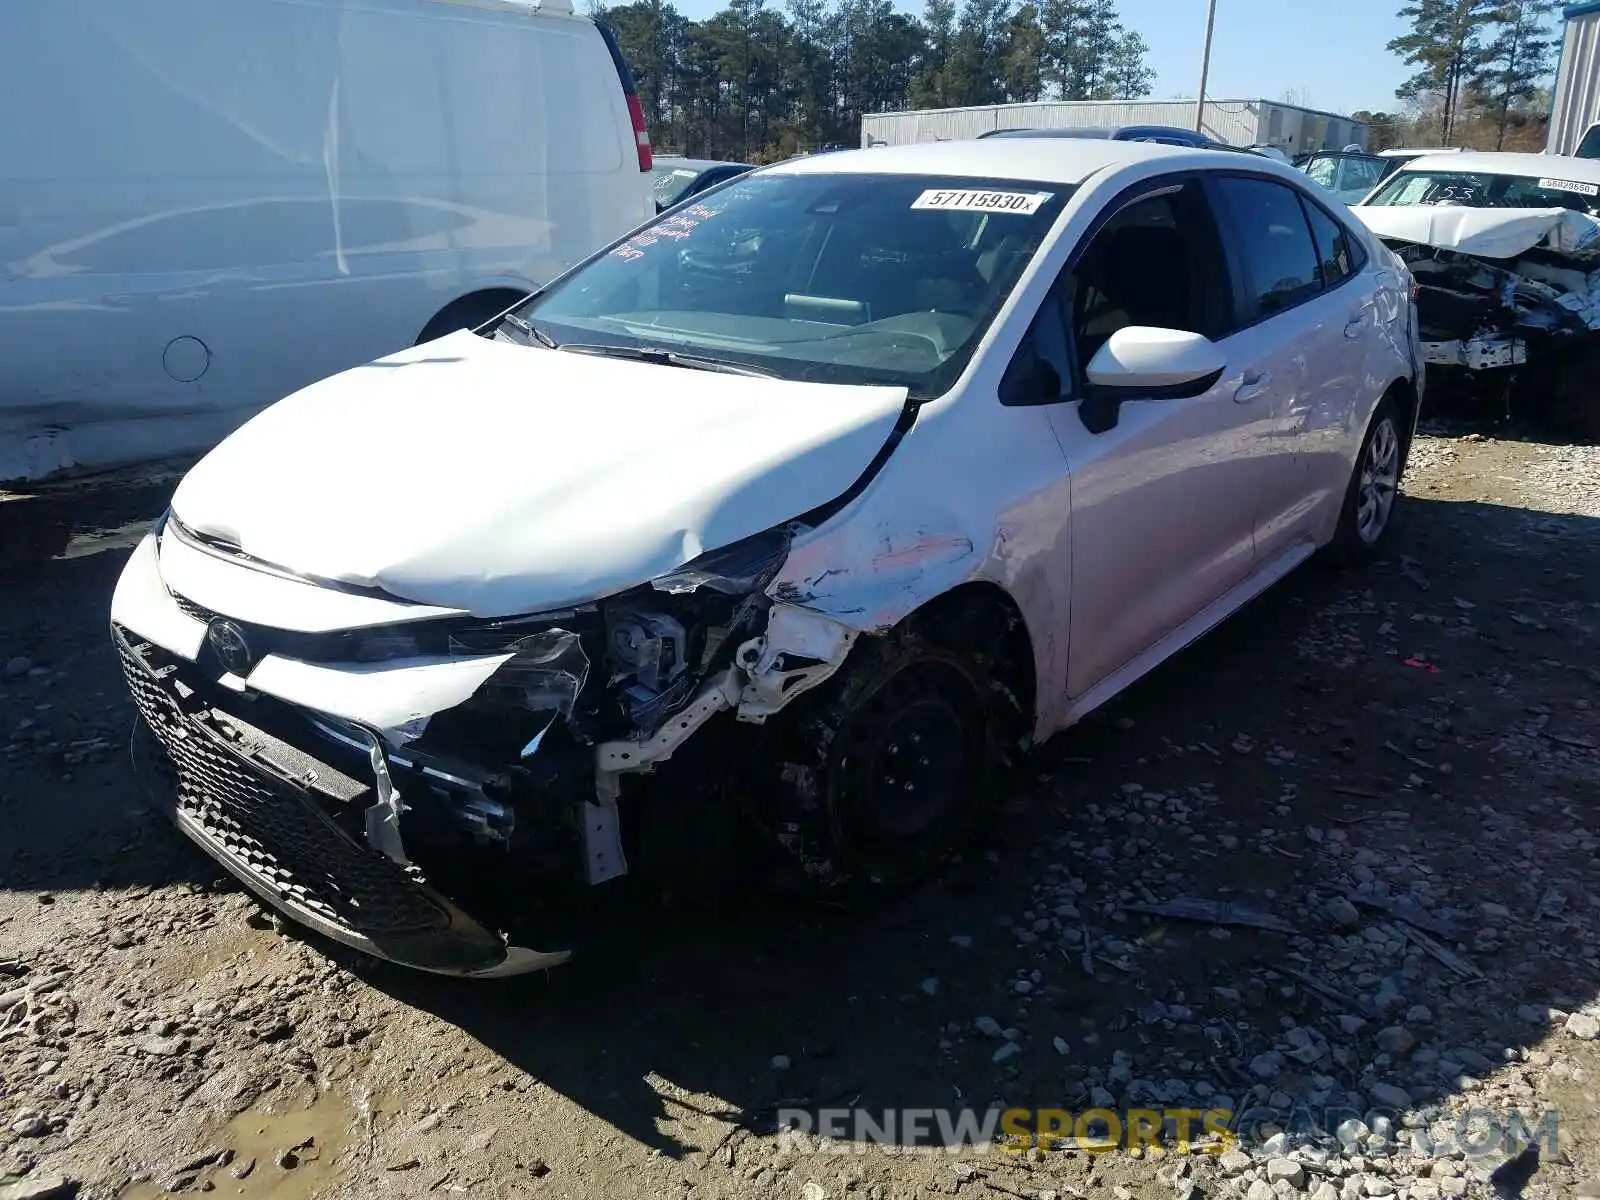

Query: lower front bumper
[1422,335,1526,371]
[114,623,568,977]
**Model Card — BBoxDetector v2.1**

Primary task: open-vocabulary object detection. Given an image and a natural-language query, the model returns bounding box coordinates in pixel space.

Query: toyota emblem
[207,618,253,677]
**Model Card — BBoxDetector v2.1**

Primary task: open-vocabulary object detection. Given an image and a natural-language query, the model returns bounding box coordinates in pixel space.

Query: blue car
[651,157,755,213]
[977,124,1233,150]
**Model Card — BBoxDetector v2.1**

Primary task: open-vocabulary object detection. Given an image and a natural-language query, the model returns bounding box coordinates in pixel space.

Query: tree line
[1386,0,1562,149]
[594,0,1156,162]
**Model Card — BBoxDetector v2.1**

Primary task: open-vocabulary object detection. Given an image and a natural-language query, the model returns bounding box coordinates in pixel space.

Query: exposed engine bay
[1353,205,1600,435]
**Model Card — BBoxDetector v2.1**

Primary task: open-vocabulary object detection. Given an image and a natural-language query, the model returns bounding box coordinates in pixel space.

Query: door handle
[1234,370,1272,403]
[1345,311,1368,338]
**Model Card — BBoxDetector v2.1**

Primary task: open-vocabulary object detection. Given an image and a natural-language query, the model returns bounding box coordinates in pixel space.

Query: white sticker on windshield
[911,188,1054,214]
[1538,177,1600,197]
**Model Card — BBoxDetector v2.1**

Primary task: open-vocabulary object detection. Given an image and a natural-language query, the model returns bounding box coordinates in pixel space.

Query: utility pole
[1194,0,1218,133]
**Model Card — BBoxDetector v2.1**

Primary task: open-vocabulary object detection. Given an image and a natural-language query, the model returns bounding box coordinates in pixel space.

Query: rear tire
[1547,345,1600,442]
[1326,393,1405,567]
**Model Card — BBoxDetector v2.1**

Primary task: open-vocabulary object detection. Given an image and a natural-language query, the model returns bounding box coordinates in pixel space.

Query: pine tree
[786,0,834,148]
[909,0,959,108]
[1388,0,1500,143]
[1000,2,1046,101]
[947,0,1016,107]
[1471,0,1559,149]
[1106,29,1155,99]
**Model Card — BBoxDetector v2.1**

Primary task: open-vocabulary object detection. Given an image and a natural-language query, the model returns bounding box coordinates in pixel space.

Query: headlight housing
[649,526,792,596]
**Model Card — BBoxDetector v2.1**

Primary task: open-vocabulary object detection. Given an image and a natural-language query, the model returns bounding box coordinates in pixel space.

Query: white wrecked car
[112,140,1421,976]
[1354,151,1600,436]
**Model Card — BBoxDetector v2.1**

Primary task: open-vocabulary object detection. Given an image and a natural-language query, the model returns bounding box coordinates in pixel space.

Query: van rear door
[595,20,652,174]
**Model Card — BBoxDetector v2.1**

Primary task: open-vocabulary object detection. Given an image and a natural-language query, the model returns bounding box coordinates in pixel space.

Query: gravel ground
[2,425,1598,1200]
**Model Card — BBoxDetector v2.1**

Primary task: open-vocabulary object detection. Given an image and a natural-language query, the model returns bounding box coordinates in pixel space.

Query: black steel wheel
[745,626,1000,897]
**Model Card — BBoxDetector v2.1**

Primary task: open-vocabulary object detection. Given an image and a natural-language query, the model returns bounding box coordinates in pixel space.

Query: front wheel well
[897,582,1037,756]
[415,288,531,346]
[733,585,1035,895]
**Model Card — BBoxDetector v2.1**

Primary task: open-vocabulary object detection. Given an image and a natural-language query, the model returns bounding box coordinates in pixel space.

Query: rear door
[1206,174,1370,561]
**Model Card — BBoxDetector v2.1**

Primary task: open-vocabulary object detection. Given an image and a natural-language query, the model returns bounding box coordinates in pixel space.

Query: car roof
[1394,151,1600,182]
[655,157,745,172]
[1378,147,1464,157]
[764,138,1231,185]
[985,125,1207,143]
[1116,124,1206,138]
[984,127,1111,139]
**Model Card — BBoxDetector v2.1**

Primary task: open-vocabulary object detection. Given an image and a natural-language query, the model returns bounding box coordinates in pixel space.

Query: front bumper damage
[115,625,564,976]
[111,524,859,976]
[1356,207,1600,426]
[1402,245,1600,371]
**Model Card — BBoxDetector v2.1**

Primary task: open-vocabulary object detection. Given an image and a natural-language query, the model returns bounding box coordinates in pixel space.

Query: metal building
[860,99,1369,157]
[1548,0,1600,156]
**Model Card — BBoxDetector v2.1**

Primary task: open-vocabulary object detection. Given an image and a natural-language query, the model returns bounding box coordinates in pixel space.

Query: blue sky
[1117,0,1415,114]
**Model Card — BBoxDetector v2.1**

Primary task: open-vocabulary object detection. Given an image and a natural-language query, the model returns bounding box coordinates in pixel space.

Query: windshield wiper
[556,343,777,378]
[499,311,559,349]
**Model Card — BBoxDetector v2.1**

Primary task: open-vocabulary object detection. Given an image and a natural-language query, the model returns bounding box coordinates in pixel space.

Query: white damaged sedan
[112,140,1422,976]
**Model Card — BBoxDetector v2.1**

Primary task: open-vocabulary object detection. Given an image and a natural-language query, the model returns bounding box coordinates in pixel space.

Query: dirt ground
[2,422,1598,1200]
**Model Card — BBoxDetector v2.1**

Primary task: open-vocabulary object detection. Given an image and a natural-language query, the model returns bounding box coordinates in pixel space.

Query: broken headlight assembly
[596,527,793,735]
[416,526,793,758]
[384,527,795,873]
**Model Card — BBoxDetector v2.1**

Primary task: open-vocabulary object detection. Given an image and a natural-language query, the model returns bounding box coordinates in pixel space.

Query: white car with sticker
[911,189,1055,214]
[111,140,1422,977]
[1358,151,1600,219]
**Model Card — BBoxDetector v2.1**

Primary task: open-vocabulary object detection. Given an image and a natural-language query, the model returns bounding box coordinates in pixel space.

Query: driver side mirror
[1079,327,1227,433]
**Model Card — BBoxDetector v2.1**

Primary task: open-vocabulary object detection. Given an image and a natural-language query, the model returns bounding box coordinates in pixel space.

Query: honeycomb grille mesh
[169,592,215,624]
[115,626,451,939]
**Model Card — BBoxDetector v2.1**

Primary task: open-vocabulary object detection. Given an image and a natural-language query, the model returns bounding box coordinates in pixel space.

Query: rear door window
[1301,199,1362,287]
[1213,176,1324,322]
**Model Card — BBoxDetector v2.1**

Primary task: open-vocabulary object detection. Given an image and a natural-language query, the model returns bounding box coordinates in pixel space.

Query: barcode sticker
[1538,177,1600,197]
[911,189,1054,214]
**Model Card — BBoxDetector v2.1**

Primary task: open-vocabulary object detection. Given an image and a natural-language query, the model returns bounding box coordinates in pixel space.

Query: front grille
[169,592,215,624]
[114,626,455,941]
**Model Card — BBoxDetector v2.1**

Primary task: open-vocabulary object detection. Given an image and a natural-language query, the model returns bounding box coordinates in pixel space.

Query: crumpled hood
[1353,206,1600,259]
[170,330,908,616]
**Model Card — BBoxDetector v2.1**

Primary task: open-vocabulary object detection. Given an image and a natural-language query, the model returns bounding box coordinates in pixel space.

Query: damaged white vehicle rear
[1354,152,1600,437]
[112,141,1419,976]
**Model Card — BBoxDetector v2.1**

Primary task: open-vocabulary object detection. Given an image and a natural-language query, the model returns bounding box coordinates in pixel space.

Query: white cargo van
[0,0,655,484]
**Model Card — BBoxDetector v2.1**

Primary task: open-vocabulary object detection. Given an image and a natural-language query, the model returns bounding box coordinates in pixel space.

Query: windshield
[1578,125,1600,160]
[1365,170,1600,215]
[515,172,1073,397]
[1303,154,1386,196]
[651,165,706,210]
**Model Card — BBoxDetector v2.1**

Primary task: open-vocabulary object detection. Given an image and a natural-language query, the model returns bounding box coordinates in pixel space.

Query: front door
[1039,179,1274,699]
